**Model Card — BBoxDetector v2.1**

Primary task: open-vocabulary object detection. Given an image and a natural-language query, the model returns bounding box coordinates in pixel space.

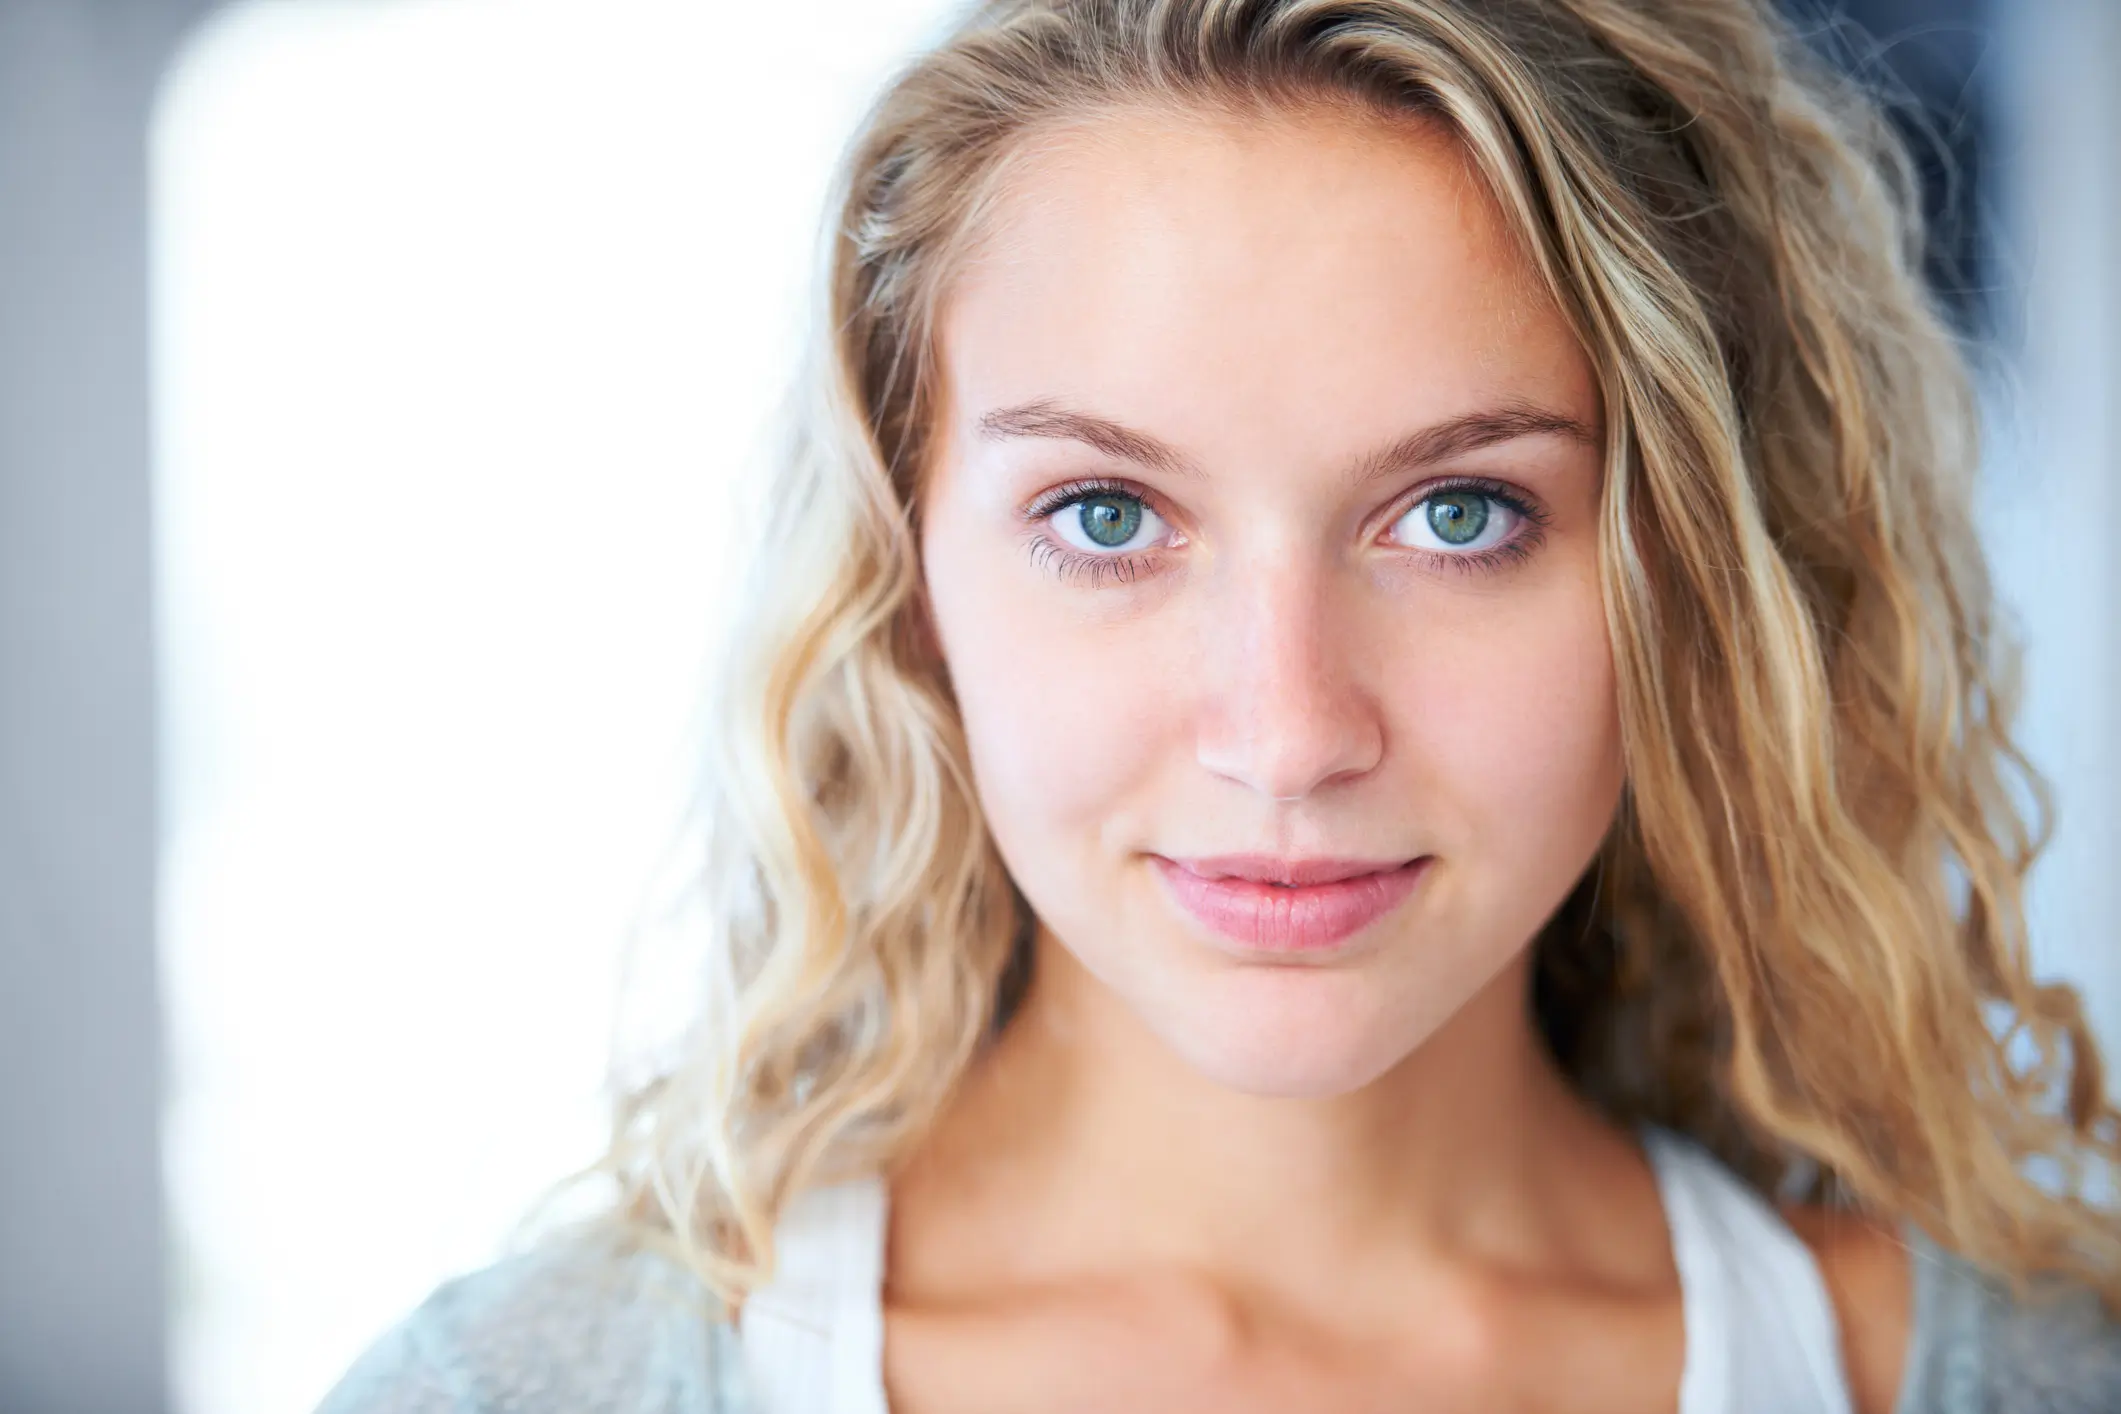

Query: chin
[1151,969,1428,1098]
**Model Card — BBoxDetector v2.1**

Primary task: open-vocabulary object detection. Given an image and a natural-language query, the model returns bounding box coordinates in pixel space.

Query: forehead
[931,102,1593,466]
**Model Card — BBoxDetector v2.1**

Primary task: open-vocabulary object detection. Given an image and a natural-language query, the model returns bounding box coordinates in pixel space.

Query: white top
[736,1125,1855,1414]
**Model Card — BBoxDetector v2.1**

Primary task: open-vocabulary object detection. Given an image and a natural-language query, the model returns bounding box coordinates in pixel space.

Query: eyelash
[1019,474,1551,588]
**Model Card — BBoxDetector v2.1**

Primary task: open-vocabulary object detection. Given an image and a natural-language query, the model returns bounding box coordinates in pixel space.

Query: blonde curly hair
[557,0,2120,1318]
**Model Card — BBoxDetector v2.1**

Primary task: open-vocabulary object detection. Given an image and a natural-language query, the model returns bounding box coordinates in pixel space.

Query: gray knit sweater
[315,1218,2121,1414]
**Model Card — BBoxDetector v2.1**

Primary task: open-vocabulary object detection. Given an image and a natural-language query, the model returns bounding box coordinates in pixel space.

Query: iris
[1425,492,1489,546]
[1078,495,1142,548]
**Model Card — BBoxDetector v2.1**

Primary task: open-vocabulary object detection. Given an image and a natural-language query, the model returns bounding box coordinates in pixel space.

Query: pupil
[1080,496,1142,549]
[1427,493,1489,546]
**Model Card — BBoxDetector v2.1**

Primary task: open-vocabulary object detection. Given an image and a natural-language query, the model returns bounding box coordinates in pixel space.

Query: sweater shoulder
[1898,1224,2121,1414]
[312,1226,748,1414]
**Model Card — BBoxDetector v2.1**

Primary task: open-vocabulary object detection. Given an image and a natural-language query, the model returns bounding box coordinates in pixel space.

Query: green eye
[1076,495,1143,549]
[1425,492,1489,546]
[1394,485,1530,559]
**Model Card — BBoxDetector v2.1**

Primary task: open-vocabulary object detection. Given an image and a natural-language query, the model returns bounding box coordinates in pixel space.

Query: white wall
[1990,0,2121,1056]
[150,3,964,1410]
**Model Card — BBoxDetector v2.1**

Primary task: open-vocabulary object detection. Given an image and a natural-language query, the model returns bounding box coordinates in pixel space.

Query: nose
[1192,555,1385,802]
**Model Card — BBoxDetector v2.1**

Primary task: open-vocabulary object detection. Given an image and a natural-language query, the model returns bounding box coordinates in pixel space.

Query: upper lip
[1165,854,1419,887]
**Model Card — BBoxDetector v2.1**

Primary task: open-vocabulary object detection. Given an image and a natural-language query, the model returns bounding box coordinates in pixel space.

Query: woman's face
[917,103,1622,1098]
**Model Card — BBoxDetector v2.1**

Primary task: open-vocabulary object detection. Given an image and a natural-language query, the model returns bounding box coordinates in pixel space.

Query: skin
[889,100,1910,1414]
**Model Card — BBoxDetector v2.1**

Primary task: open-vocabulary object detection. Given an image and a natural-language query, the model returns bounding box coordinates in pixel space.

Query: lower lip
[1151,856,1431,953]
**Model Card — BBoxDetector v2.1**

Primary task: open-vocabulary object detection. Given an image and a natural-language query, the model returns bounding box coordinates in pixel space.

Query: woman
[319,0,2121,1409]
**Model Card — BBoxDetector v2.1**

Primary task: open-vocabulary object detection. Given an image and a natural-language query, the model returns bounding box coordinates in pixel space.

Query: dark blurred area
[1784,0,1999,335]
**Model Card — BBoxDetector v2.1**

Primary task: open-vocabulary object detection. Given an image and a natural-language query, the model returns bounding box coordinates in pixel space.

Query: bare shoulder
[1778,1203,1911,1414]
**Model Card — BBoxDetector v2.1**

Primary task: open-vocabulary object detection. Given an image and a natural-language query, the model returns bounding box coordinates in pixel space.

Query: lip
[1172,854,1417,886]
[1151,854,1431,953]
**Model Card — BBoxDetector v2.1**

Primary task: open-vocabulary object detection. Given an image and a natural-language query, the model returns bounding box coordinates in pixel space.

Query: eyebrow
[975,398,1598,485]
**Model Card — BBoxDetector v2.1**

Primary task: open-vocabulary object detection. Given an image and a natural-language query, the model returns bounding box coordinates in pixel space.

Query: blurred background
[0,0,2111,1410]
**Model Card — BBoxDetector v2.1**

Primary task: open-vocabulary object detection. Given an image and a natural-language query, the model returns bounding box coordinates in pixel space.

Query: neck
[888,926,1668,1310]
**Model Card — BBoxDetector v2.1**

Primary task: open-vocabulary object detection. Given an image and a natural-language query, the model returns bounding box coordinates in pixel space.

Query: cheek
[1397,566,1623,890]
[920,526,1174,865]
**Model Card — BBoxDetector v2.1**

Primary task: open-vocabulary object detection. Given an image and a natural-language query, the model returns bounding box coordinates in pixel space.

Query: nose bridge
[1196,546,1383,800]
